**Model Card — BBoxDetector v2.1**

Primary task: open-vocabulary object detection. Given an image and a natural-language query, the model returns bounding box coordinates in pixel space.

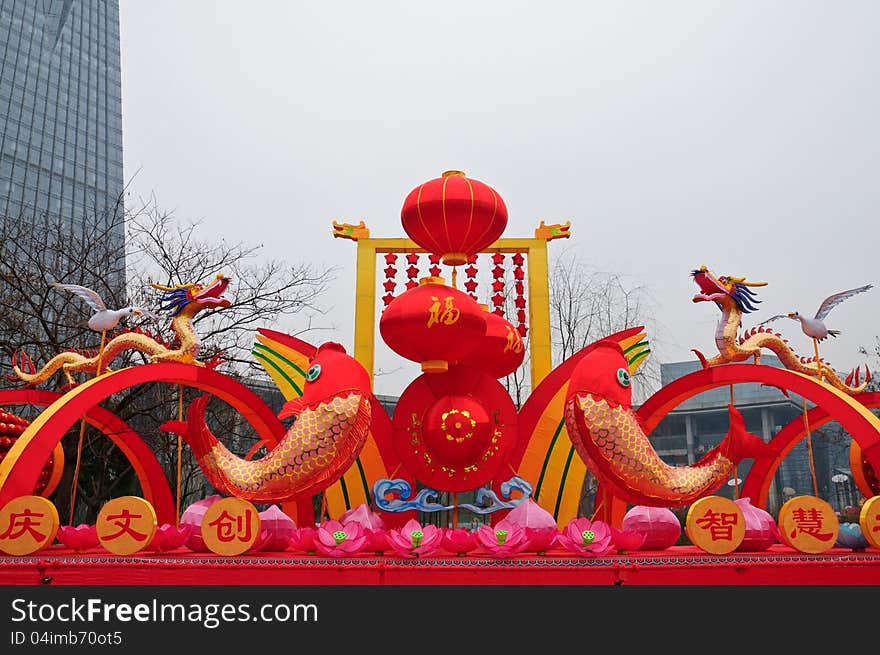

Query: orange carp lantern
[400,170,508,266]
[458,306,525,379]
[379,277,486,373]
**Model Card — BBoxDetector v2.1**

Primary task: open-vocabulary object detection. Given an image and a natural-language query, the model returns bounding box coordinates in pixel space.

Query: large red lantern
[400,170,508,266]
[458,306,525,379]
[379,277,486,373]
[391,366,518,492]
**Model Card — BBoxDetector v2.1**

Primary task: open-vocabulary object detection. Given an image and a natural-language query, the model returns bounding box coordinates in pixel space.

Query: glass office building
[0,0,123,237]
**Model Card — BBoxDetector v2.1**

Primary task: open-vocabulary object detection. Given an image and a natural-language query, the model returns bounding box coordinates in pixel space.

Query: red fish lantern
[400,170,508,266]
[379,277,486,373]
[458,307,525,379]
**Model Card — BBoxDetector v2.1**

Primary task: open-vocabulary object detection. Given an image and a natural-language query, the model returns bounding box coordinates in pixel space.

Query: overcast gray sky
[119,1,879,398]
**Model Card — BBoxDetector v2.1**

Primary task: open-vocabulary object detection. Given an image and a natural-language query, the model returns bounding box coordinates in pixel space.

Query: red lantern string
[512,252,528,337]
[464,255,478,300]
[405,252,420,289]
[491,252,506,317]
[382,253,398,307]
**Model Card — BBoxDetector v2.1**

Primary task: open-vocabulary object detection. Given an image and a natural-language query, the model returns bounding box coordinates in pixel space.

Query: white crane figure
[760,284,873,380]
[51,282,158,374]
[760,284,873,342]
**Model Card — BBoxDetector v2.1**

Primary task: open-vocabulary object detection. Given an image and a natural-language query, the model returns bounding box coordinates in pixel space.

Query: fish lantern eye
[616,367,631,387]
[306,363,322,383]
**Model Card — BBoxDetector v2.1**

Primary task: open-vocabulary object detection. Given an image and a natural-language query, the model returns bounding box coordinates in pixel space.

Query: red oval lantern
[391,366,518,492]
[400,170,508,266]
[379,277,486,373]
[458,306,525,379]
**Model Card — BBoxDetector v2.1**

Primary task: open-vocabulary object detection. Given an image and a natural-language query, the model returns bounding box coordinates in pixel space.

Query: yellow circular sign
[0,495,59,555]
[859,496,880,550]
[201,497,260,556]
[685,495,745,554]
[96,496,157,555]
[777,495,839,554]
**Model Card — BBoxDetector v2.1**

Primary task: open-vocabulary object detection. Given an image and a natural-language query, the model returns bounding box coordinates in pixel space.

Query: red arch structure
[739,391,880,503]
[630,364,880,514]
[0,388,175,523]
[0,364,287,523]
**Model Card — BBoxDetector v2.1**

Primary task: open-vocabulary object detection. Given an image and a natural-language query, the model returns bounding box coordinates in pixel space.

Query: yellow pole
[730,384,738,499]
[68,328,107,525]
[526,241,552,390]
[175,384,184,527]
[353,239,378,384]
[803,397,819,497]
[813,338,823,381]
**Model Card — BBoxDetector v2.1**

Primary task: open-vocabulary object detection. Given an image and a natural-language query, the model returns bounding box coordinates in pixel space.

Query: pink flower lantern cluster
[56,524,100,551]
[621,505,682,550]
[556,517,613,556]
[340,504,389,554]
[474,519,530,557]
[387,519,443,558]
[504,499,560,553]
[254,505,297,552]
[180,494,223,552]
[734,498,778,552]
[314,520,366,557]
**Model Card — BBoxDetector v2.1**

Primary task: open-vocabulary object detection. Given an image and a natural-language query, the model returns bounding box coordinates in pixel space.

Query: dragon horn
[727,275,768,287]
[150,281,200,292]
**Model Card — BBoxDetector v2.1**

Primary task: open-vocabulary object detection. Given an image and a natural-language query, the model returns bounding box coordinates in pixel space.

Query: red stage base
[3,544,880,585]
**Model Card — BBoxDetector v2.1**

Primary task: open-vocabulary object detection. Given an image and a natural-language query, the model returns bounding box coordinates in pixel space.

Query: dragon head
[152,274,232,317]
[691,265,766,314]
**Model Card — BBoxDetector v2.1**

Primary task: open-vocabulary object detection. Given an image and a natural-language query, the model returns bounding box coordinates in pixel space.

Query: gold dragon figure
[690,265,869,394]
[12,274,232,386]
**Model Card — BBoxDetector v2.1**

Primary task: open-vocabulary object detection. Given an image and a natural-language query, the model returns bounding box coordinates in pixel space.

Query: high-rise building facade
[0,0,123,236]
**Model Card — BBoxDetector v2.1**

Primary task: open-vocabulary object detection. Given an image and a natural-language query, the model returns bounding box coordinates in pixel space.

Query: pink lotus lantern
[339,504,385,531]
[289,526,318,554]
[314,520,366,557]
[255,505,297,552]
[387,519,443,558]
[735,497,779,552]
[610,526,647,553]
[475,519,529,558]
[504,498,560,554]
[363,528,390,554]
[57,524,99,551]
[505,498,558,530]
[556,518,613,556]
[621,505,681,551]
[148,524,192,552]
[180,495,223,552]
[441,527,479,556]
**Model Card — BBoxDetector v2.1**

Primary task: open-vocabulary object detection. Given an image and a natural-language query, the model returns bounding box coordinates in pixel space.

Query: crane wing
[814,284,873,321]
[759,314,788,325]
[50,283,107,312]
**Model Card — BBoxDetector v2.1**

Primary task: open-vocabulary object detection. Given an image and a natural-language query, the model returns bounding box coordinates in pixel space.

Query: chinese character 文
[694,508,739,540]
[103,508,149,541]
[0,508,46,542]
[789,507,834,541]
[207,509,254,543]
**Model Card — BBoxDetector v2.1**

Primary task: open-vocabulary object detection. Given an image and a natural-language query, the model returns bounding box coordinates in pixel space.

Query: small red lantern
[458,306,525,379]
[379,277,486,373]
[401,170,508,266]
